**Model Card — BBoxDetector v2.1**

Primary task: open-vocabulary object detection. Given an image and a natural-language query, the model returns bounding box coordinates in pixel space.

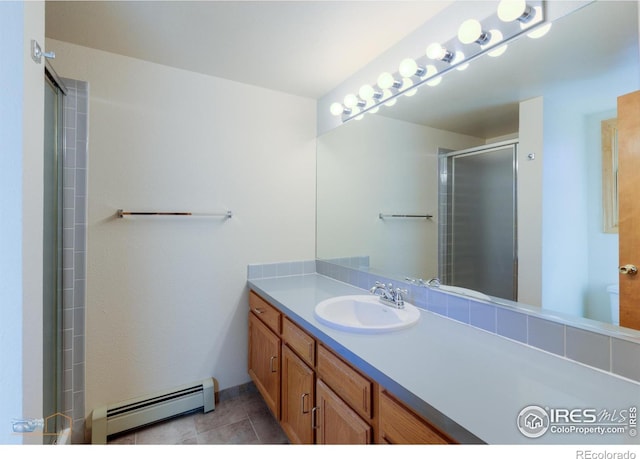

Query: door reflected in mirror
[601,118,618,234]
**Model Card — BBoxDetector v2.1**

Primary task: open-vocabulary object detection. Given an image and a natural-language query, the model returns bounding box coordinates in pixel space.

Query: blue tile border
[497,308,528,344]
[247,259,640,385]
[248,259,317,280]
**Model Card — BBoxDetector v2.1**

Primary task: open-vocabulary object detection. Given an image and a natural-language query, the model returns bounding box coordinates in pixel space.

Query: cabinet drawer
[317,344,372,419]
[249,291,281,334]
[378,389,452,444]
[283,317,315,366]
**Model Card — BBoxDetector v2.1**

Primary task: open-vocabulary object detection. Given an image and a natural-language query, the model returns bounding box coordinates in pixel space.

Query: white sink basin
[314,295,420,333]
[437,285,492,301]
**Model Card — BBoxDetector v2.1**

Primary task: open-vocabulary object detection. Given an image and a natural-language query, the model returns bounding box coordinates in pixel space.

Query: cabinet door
[248,312,281,418]
[378,389,452,444]
[315,379,371,444]
[281,345,315,444]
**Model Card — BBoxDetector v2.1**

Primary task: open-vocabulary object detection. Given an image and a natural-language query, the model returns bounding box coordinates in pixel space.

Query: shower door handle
[619,264,638,275]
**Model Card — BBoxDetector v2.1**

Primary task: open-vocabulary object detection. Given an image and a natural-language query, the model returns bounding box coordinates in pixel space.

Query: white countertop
[248,274,640,445]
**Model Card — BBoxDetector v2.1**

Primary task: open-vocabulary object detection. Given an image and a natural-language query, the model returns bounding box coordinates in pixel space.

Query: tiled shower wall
[61,77,88,444]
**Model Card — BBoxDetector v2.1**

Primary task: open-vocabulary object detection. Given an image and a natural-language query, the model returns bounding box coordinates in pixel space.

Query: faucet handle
[394,287,408,300]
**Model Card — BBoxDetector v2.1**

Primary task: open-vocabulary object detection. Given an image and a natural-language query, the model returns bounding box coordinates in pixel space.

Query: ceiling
[45,0,452,99]
[45,1,639,138]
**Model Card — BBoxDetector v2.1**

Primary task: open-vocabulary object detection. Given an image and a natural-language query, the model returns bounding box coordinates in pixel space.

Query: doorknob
[619,264,638,275]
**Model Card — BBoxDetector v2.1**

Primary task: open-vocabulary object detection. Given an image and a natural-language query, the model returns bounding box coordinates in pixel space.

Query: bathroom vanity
[248,289,455,444]
[248,272,640,445]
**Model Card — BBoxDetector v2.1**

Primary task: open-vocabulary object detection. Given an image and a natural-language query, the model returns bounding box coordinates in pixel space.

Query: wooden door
[281,345,315,444]
[315,379,371,444]
[248,312,281,417]
[617,90,640,330]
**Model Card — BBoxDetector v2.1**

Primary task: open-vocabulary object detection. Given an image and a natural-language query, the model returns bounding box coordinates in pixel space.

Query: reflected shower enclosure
[438,142,518,300]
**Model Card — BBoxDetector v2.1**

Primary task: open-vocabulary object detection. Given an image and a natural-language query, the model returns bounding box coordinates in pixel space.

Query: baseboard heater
[90,377,215,444]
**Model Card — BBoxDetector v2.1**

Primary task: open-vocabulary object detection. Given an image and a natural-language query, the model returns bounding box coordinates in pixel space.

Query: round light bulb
[498,0,527,22]
[521,6,549,38]
[402,78,418,97]
[451,51,468,71]
[377,72,395,90]
[329,102,344,116]
[458,19,483,44]
[369,106,379,114]
[483,29,508,57]
[488,44,508,57]
[427,76,442,87]
[423,64,438,79]
[359,84,375,101]
[527,22,551,39]
[426,43,445,60]
[343,93,359,108]
[399,58,418,78]
[381,89,396,106]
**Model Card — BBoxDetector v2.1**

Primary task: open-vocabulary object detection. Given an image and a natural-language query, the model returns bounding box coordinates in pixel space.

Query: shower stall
[438,141,518,301]
[43,65,65,443]
[43,61,89,444]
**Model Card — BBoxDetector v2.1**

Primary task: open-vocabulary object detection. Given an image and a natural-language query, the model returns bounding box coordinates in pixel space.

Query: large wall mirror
[316,1,639,333]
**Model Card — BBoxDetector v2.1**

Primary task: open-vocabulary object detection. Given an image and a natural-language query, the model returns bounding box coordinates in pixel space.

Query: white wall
[317,114,483,279]
[585,108,619,322]
[518,97,543,307]
[0,1,44,444]
[46,39,316,416]
[542,55,639,319]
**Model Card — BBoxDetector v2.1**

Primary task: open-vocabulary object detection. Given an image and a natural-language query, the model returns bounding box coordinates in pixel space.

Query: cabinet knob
[619,264,638,275]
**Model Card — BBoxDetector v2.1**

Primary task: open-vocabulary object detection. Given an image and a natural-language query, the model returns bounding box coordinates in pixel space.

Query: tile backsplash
[248,258,640,385]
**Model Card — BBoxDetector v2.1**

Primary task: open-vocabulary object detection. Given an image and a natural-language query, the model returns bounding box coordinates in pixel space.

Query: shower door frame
[438,139,519,301]
[43,63,66,442]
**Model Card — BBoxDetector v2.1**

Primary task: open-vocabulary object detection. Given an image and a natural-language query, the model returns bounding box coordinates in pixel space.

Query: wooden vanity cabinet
[248,292,282,419]
[248,290,455,445]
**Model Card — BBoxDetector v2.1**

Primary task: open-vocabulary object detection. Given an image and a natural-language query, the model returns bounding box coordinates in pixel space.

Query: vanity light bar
[330,0,548,123]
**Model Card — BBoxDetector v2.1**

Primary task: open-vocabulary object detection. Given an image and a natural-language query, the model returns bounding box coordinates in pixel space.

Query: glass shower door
[43,71,64,442]
[440,143,517,300]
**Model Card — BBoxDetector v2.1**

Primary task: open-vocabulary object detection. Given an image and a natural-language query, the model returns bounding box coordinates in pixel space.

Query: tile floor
[108,385,288,445]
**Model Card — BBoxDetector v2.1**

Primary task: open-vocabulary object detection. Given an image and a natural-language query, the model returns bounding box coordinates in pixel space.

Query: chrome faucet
[426,277,441,287]
[370,281,407,309]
